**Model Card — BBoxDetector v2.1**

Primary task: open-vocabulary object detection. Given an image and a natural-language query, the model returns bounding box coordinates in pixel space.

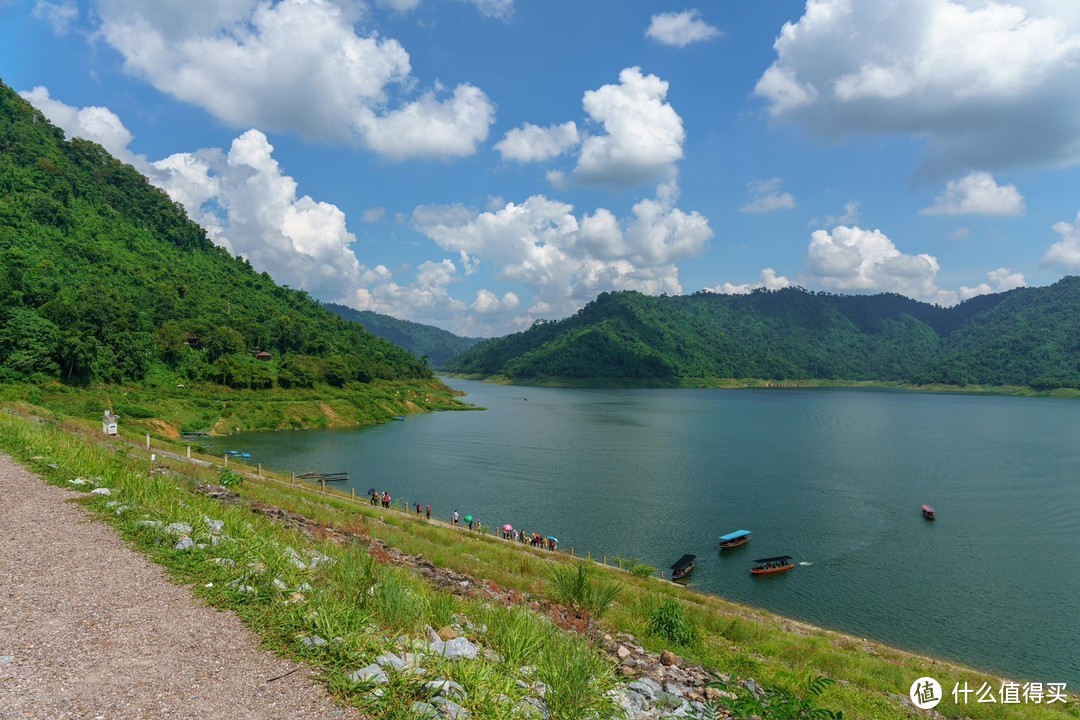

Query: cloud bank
[95,0,495,159]
[755,0,1080,176]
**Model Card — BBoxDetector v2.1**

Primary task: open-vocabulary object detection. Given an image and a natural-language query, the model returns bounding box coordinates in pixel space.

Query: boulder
[348,664,388,684]
[441,637,478,661]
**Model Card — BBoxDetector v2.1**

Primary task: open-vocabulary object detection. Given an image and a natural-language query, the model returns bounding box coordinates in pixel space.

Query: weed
[481,604,552,667]
[546,562,622,618]
[219,467,244,487]
[537,632,620,720]
[647,599,698,647]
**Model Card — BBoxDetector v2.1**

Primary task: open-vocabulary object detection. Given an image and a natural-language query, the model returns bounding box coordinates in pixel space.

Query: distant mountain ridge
[0,79,430,388]
[445,281,1080,389]
[324,304,481,368]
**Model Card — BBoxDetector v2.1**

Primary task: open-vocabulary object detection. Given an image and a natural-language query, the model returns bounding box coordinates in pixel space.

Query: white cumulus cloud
[920,172,1025,216]
[94,0,495,159]
[645,10,720,48]
[495,122,580,163]
[413,182,712,322]
[707,268,792,295]
[754,0,1080,175]
[573,67,686,187]
[495,67,687,189]
[1043,211,1080,268]
[958,267,1026,300]
[805,225,954,303]
[19,87,135,163]
[739,177,797,214]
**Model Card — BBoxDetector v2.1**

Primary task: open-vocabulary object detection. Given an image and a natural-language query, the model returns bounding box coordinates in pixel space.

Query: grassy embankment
[0,378,473,438]
[0,406,1076,720]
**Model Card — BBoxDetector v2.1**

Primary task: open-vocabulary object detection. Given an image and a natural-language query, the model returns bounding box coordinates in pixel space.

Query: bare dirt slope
[0,453,361,720]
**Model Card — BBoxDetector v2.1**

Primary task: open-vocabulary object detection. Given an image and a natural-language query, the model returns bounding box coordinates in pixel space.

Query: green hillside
[324,303,480,368]
[447,281,1080,388]
[0,80,430,390]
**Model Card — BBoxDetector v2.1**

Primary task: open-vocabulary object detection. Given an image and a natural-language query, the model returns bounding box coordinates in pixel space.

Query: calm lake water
[217,380,1080,685]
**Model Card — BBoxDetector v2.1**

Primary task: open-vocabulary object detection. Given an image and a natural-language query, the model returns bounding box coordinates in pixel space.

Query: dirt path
[0,453,362,720]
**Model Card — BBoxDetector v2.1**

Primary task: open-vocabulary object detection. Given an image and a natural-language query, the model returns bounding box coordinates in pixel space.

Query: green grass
[0,406,1077,720]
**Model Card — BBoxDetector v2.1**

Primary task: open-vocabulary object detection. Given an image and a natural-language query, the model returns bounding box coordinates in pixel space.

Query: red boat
[750,556,795,575]
[921,505,936,520]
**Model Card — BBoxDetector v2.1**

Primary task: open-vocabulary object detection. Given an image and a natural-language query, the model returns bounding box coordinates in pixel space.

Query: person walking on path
[425,505,431,520]
[452,510,459,526]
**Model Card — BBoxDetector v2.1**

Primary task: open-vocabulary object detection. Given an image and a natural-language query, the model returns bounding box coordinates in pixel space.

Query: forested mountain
[447,281,1080,388]
[0,80,430,389]
[323,303,480,368]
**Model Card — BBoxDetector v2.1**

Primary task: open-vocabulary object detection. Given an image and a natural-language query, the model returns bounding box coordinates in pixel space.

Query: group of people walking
[502,527,557,551]
[370,489,432,520]
[367,488,558,551]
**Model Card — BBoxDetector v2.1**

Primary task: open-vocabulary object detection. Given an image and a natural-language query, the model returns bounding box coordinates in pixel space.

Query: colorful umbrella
[503,524,513,532]
[547,536,558,542]
[464,514,474,523]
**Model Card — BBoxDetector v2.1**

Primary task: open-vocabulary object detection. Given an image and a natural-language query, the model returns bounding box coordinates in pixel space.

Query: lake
[216,380,1080,686]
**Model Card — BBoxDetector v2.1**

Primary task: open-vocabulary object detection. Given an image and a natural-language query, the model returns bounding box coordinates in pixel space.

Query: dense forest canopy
[446,282,1080,388]
[323,303,480,368]
[0,80,430,389]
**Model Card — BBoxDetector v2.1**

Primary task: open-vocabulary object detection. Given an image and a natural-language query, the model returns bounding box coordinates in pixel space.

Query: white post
[145,434,150,449]
[224,454,228,466]
[186,446,191,459]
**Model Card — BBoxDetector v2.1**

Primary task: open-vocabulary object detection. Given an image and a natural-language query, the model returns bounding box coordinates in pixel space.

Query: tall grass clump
[536,632,620,720]
[481,604,552,667]
[371,568,430,633]
[546,562,622,617]
[647,599,698,647]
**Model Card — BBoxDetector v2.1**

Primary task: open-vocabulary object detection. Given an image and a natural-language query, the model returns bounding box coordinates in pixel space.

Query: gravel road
[0,452,362,720]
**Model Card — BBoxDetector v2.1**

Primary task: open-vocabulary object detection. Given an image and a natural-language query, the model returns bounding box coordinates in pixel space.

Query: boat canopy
[670,554,697,572]
[921,505,935,512]
[719,530,752,542]
[753,556,793,564]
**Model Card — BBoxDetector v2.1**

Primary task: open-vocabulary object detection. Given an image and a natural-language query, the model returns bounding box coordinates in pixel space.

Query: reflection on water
[217,381,1080,685]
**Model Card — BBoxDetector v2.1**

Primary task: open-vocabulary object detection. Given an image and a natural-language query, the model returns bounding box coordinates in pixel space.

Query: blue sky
[4,0,1080,336]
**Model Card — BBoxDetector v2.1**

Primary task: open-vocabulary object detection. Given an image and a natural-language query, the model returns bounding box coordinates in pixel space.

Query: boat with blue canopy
[718,530,752,549]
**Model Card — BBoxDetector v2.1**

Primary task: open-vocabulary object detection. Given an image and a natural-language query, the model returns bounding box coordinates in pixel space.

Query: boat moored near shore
[670,554,697,581]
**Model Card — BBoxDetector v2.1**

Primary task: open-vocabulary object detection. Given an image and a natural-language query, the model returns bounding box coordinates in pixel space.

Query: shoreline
[441,374,1080,399]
